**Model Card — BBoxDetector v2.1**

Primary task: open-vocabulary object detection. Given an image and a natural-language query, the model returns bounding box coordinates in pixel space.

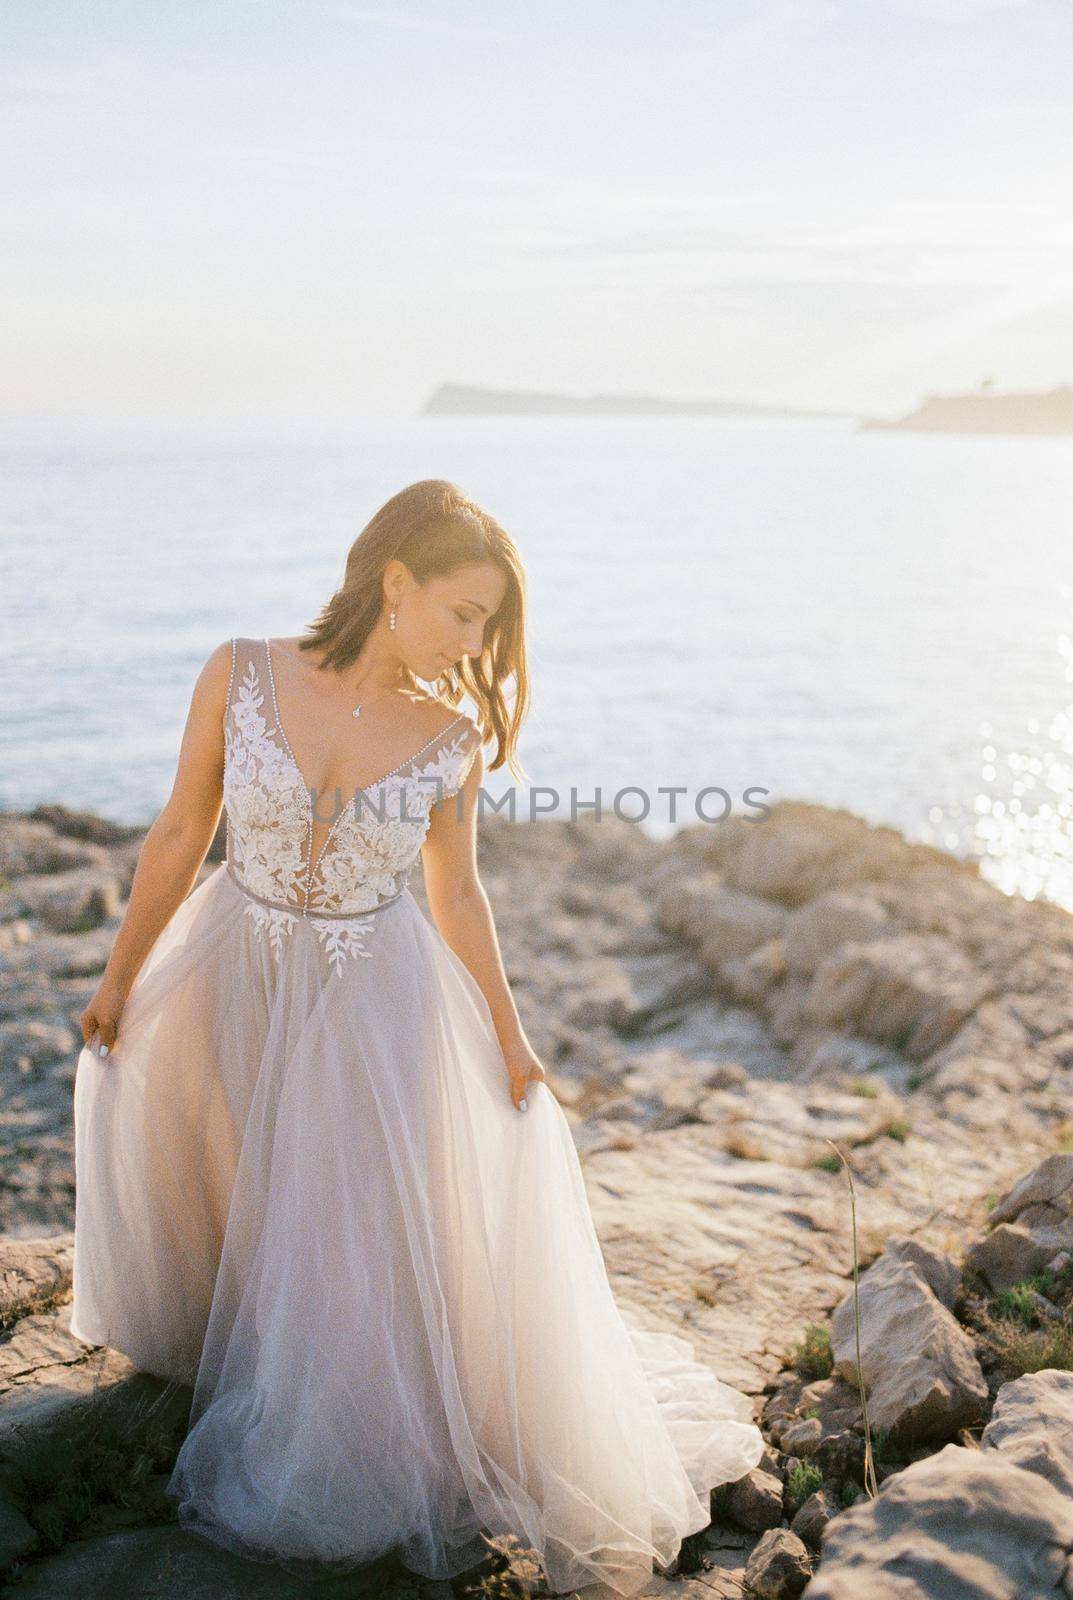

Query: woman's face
[393,560,509,681]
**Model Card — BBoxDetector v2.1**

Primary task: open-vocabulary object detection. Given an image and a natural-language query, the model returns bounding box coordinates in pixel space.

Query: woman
[71,479,765,1597]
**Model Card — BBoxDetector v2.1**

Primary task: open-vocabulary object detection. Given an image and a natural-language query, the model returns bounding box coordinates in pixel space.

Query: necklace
[349,678,405,719]
[305,644,406,718]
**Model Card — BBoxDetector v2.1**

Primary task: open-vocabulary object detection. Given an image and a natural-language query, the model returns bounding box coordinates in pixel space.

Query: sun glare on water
[944,594,1073,910]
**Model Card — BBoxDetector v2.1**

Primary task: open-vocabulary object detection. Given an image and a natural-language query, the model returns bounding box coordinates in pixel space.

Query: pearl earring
[388,605,397,631]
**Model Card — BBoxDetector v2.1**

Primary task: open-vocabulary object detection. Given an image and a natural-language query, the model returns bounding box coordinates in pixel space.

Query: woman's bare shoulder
[406,697,475,748]
[176,639,240,731]
[200,638,239,682]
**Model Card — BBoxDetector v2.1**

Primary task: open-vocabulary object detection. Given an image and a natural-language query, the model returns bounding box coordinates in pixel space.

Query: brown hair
[299,479,529,779]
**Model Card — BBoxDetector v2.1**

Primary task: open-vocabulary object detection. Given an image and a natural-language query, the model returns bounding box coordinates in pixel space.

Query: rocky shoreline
[1,798,1072,1596]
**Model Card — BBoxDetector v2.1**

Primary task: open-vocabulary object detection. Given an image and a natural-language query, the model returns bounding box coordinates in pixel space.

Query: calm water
[3,416,1072,905]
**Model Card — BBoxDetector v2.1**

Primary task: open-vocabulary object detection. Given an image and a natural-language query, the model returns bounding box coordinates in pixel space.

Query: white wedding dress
[71,636,765,1597]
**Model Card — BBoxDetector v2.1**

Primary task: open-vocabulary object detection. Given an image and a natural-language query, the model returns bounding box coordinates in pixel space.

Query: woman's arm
[79,641,234,1057]
[421,749,547,1111]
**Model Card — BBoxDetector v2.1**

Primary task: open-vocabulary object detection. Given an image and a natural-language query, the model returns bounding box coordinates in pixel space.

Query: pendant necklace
[352,687,396,719]
[350,676,405,719]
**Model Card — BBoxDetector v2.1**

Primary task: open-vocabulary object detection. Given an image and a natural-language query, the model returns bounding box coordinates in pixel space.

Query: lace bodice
[222,637,482,970]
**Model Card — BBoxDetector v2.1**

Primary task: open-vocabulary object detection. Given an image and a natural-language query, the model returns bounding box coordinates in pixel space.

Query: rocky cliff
[1,799,1072,1596]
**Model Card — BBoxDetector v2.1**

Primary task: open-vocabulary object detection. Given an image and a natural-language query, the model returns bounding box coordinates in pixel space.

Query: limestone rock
[814,1429,866,1482]
[778,1416,821,1456]
[782,891,892,978]
[0,1019,78,1076]
[693,1079,902,1168]
[830,1255,988,1445]
[806,1444,1073,1598]
[789,1487,841,1550]
[803,934,992,1060]
[0,1297,190,1485]
[0,928,113,979]
[657,877,787,972]
[6,867,123,933]
[981,1368,1073,1497]
[0,1234,74,1325]
[0,1523,372,1598]
[883,1234,961,1312]
[561,960,640,1031]
[742,1527,811,1597]
[989,1152,1073,1251]
[926,1053,1052,1140]
[654,870,727,941]
[964,1221,1057,1293]
[706,803,964,905]
[729,1467,785,1532]
[921,997,1032,1075]
[697,891,787,969]
[720,937,787,1005]
[27,804,142,848]
[0,819,106,877]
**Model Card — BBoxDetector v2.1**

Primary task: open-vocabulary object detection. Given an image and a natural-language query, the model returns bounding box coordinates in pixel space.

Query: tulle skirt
[71,861,765,1596]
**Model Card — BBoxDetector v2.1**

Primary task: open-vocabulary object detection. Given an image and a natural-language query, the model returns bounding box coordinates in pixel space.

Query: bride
[71,478,765,1597]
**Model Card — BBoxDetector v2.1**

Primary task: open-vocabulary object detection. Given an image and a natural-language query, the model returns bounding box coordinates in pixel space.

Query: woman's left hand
[502,1040,547,1112]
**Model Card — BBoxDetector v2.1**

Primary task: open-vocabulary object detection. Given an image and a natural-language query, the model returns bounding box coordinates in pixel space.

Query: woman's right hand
[79,976,130,1058]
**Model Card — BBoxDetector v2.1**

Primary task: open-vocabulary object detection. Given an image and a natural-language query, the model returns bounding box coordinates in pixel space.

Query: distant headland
[421,383,860,420]
[421,380,1073,436]
[863,384,1073,437]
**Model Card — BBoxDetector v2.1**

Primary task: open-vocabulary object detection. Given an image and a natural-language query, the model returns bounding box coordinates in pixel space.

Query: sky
[3,0,1073,422]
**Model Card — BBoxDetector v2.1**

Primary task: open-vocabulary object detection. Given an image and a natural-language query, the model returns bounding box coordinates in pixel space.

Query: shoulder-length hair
[299,479,529,780]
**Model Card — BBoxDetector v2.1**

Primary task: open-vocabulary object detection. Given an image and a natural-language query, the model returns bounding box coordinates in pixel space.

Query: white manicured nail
[98,1044,109,1058]
[518,1097,527,1112]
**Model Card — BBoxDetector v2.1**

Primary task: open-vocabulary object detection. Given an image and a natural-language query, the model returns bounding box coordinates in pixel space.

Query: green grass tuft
[785,1462,824,1514]
[788,1323,833,1382]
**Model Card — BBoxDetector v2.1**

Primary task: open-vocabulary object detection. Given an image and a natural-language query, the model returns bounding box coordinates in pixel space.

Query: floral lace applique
[241,901,376,971]
[309,915,376,974]
[224,658,310,908]
[242,900,297,960]
[223,641,481,973]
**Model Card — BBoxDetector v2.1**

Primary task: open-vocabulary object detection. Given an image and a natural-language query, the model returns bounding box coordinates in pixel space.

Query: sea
[3,415,1072,907]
